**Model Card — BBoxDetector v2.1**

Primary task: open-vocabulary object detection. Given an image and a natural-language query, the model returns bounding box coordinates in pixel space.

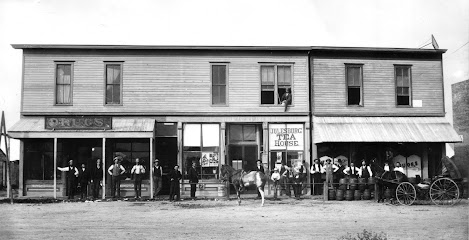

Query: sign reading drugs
[45,116,112,130]
[269,124,304,150]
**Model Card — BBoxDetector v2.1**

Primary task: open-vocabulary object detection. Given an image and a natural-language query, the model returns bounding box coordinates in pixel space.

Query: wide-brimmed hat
[154,159,159,162]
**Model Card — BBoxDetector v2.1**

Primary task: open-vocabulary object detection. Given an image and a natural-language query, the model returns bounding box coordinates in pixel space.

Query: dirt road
[0,197,467,240]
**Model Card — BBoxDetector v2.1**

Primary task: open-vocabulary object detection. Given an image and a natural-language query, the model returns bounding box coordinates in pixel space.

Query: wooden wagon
[376,157,464,206]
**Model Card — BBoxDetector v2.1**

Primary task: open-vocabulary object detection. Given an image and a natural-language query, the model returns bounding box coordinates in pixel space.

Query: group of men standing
[57,159,104,200]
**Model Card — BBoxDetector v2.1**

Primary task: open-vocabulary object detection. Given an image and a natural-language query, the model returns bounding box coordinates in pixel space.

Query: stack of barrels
[328,177,376,201]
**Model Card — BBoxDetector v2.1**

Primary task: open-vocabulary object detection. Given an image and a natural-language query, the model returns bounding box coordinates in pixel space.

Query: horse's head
[219,165,230,182]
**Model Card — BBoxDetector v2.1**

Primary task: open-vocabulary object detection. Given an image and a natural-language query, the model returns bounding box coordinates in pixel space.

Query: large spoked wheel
[430,178,460,205]
[396,182,416,205]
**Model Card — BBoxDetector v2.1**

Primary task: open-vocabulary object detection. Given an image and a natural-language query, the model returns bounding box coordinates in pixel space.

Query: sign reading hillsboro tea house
[45,116,112,130]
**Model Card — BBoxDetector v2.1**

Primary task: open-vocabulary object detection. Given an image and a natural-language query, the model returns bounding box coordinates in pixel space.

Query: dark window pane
[115,143,132,151]
[113,85,120,103]
[132,142,149,152]
[261,91,275,104]
[106,85,113,103]
[243,125,256,141]
[397,95,410,105]
[229,125,243,142]
[348,87,361,105]
[155,123,177,137]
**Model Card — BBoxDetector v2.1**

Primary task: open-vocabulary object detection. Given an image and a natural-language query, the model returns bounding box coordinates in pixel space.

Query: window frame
[259,63,294,106]
[104,62,124,106]
[345,63,364,107]
[394,64,413,107]
[210,63,229,106]
[54,61,74,106]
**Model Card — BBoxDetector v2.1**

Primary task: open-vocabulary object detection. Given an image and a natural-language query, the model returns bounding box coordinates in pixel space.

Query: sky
[0,0,468,160]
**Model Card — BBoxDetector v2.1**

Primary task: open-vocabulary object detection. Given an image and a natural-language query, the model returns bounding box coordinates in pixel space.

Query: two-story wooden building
[8,45,311,198]
[8,44,461,199]
[310,47,461,180]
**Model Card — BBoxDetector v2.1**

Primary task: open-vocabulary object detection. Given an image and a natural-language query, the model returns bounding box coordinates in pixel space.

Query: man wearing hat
[107,157,126,199]
[152,159,163,199]
[322,158,338,188]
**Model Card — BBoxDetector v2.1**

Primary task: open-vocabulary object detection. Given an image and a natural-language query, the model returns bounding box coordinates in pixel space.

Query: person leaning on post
[57,159,79,200]
[107,157,126,199]
[152,159,163,199]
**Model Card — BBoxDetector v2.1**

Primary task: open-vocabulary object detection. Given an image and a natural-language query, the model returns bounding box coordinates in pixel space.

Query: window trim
[210,63,229,106]
[259,64,294,106]
[394,64,413,107]
[54,61,74,106]
[345,63,364,107]
[104,62,124,106]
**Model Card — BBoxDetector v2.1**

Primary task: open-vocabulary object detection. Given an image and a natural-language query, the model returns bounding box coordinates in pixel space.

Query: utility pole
[0,111,13,204]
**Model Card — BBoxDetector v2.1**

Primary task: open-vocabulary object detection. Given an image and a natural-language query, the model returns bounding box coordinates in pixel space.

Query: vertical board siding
[313,58,444,115]
[22,51,309,114]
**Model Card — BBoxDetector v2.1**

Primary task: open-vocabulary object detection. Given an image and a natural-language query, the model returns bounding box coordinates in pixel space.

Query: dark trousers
[111,176,121,198]
[80,182,88,199]
[312,173,323,195]
[153,177,162,197]
[293,183,302,198]
[190,183,197,198]
[134,174,143,198]
[92,179,101,199]
[169,181,180,201]
[280,177,291,196]
[66,178,76,199]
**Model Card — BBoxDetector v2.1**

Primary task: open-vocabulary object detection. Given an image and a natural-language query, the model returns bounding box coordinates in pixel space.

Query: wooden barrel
[328,189,336,200]
[345,190,354,201]
[336,189,344,201]
[367,177,375,191]
[384,188,393,200]
[363,189,371,200]
[358,178,367,191]
[354,189,361,200]
[349,178,358,190]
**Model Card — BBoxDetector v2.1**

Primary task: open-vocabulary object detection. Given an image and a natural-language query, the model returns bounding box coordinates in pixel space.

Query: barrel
[354,189,361,200]
[328,189,336,200]
[345,190,354,201]
[336,189,344,201]
[384,188,393,200]
[218,185,227,197]
[367,177,376,191]
[358,178,367,191]
[349,178,358,190]
[363,189,371,200]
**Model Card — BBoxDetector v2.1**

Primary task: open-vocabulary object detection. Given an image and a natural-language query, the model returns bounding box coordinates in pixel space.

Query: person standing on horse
[255,160,265,199]
[358,160,373,182]
[310,159,323,195]
[322,159,338,188]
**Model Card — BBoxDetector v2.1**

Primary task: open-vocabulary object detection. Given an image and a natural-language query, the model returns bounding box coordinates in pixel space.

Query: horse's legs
[236,188,241,206]
[258,187,265,207]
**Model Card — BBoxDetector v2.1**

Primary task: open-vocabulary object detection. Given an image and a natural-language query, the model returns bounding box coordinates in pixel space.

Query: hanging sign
[269,124,304,151]
[45,116,112,130]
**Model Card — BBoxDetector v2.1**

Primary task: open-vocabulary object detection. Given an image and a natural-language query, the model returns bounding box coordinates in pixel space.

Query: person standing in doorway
[107,157,126,199]
[57,160,79,200]
[131,158,145,200]
[78,163,91,201]
[168,165,182,201]
[322,159,338,188]
[310,159,323,195]
[91,159,103,200]
[153,159,163,199]
[188,162,199,200]
[255,160,265,199]
[280,88,292,112]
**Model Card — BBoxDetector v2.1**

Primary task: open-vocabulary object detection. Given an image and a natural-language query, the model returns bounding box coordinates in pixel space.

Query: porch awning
[8,117,155,138]
[313,117,462,144]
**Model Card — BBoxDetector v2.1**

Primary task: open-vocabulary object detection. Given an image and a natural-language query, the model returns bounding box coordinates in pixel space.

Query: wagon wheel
[430,178,460,205]
[396,182,416,205]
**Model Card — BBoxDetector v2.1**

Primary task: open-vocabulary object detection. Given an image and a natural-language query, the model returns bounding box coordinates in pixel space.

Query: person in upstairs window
[57,159,79,200]
[280,88,292,112]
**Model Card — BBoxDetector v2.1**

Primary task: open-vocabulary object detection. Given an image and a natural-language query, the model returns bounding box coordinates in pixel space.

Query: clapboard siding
[22,50,309,114]
[313,58,444,115]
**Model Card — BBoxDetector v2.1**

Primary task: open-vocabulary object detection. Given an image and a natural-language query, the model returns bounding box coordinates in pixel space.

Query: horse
[375,170,408,203]
[219,164,267,207]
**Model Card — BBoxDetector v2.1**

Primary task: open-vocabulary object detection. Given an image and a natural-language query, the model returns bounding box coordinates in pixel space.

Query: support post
[102,138,106,200]
[53,138,57,199]
[150,137,153,199]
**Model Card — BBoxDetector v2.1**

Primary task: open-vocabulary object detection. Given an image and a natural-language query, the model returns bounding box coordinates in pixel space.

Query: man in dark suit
[168,165,182,201]
[91,159,103,200]
[78,163,91,200]
[280,88,292,112]
[188,162,199,200]
[255,160,265,199]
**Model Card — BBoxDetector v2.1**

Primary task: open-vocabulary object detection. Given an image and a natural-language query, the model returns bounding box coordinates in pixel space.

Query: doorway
[155,137,178,195]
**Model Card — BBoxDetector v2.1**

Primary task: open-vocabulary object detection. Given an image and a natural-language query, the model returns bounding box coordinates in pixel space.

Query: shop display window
[24,139,55,180]
[108,139,150,179]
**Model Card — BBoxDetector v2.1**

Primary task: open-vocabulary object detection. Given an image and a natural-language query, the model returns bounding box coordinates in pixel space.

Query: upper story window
[346,64,363,106]
[260,65,292,105]
[211,64,228,105]
[105,63,123,105]
[395,65,412,106]
[55,63,73,105]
